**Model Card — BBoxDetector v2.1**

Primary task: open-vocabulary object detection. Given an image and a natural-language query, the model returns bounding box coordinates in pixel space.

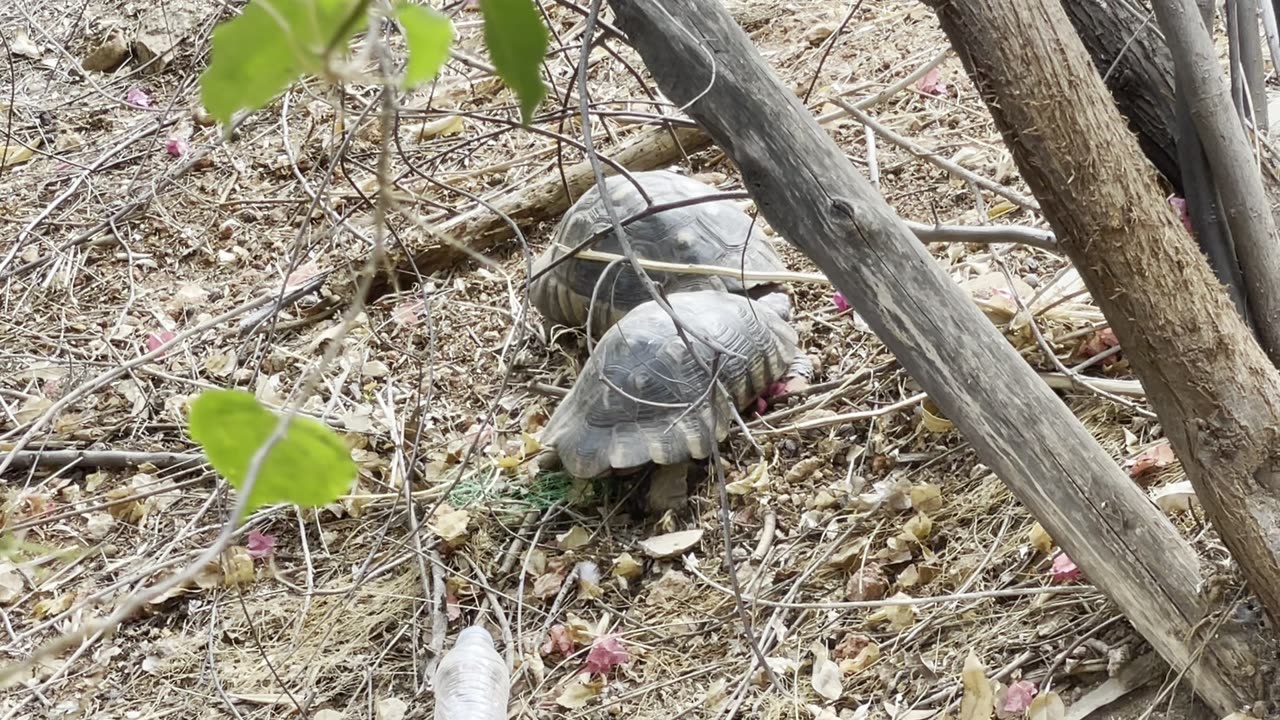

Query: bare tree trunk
[1059,0,1251,320]
[1059,0,1182,193]
[927,0,1280,687]
[608,0,1267,712]
[1151,0,1280,363]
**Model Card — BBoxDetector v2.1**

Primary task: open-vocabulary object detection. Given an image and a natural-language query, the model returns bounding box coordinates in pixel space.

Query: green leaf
[479,0,549,124]
[199,0,366,125]
[188,389,357,520]
[396,2,454,89]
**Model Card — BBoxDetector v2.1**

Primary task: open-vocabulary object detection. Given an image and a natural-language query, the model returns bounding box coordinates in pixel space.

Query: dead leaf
[846,563,888,602]
[611,552,643,581]
[1027,691,1064,720]
[0,563,23,603]
[533,568,566,600]
[1126,440,1176,479]
[901,513,933,542]
[85,512,116,539]
[1152,481,1199,514]
[15,395,53,425]
[959,653,995,720]
[897,564,938,588]
[910,483,943,513]
[1027,523,1054,554]
[883,700,942,720]
[0,143,35,167]
[554,675,603,709]
[11,29,40,58]
[173,283,209,308]
[645,569,693,606]
[727,462,769,495]
[785,457,826,485]
[810,643,843,701]
[431,505,470,544]
[363,360,390,378]
[375,697,408,720]
[341,407,375,433]
[839,642,880,675]
[638,529,703,558]
[203,350,238,378]
[704,678,729,711]
[882,595,917,629]
[855,476,913,512]
[416,114,466,139]
[557,525,590,551]
[221,546,255,587]
[826,537,871,570]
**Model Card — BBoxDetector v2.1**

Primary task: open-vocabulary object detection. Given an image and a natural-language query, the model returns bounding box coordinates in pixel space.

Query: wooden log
[608,0,1261,712]
[364,124,710,300]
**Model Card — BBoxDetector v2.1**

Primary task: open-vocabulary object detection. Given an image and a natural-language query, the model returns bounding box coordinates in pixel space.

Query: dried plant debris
[0,0,1213,718]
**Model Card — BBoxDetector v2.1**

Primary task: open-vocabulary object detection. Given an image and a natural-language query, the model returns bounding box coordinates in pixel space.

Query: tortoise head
[751,287,794,321]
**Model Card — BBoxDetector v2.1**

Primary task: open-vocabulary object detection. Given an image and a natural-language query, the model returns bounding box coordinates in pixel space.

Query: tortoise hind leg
[782,352,816,391]
[645,461,693,515]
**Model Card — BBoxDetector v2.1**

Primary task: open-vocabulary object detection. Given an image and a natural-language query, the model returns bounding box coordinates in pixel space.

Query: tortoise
[529,170,789,338]
[538,289,811,482]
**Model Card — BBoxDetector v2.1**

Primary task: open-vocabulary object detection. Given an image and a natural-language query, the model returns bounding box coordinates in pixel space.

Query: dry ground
[0,0,1235,718]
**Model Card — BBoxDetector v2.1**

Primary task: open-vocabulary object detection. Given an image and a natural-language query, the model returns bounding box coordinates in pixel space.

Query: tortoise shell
[540,290,798,478]
[529,170,787,336]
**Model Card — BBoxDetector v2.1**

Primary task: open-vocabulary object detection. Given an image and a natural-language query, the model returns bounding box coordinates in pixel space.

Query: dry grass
[0,0,1222,718]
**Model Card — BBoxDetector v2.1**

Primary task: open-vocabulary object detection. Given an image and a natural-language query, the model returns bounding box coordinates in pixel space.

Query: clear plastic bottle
[433,625,510,720]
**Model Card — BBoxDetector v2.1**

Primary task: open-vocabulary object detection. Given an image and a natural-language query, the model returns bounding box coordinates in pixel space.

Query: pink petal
[832,291,850,313]
[541,624,576,656]
[145,330,177,355]
[126,87,151,108]
[916,68,948,97]
[1050,552,1082,583]
[1002,680,1038,714]
[1167,194,1192,233]
[165,138,189,157]
[582,634,629,675]
[245,530,276,559]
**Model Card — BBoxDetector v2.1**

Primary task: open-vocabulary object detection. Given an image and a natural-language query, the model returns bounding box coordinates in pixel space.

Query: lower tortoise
[538,289,811,480]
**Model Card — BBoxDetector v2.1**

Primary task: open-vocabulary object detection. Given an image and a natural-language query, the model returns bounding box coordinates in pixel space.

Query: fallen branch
[0,449,206,470]
[364,124,711,300]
